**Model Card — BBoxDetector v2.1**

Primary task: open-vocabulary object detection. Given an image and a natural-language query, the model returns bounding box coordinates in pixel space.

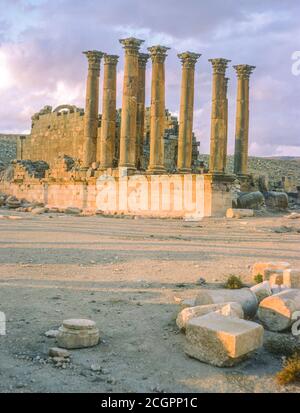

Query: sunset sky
[0,0,299,156]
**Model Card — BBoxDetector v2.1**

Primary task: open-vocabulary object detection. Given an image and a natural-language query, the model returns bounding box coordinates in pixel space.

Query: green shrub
[254,273,263,284]
[224,275,244,289]
[276,353,300,385]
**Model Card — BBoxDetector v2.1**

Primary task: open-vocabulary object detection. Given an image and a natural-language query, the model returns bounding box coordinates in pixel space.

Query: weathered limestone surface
[136,53,149,169]
[119,38,144,171]
[226,208,254,218]
[237,191,264,209]
[176,302,244,331]
[209,58,230,174]
[233,64,255,176]
[82,50,104,168]
[57,319,100,349]
[99,54,118,169]
[177,52,200,173]
[184,312,264,367]
[250,281,272,303]
[258,289,300,332]
[283,269,300,289]
[195,288,258,318]
[264,191,288,209]
[147,45,169,174]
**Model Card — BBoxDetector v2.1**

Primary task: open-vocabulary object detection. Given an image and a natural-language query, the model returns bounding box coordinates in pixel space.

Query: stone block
[226,208,254,218]
[258,289,300,332]
[269,272,283,286]
[176,302,244,332]
[264,191,288,209]
[283,269,300,289]
[31,207,46,215]
[184,312,264,367]
[237,191,264,210]
[65,207,82,215]
[57,319,100,349]
[49,347,70,358]
[251,261,290,279]
[250,281,272,303]
[195,288,258,318]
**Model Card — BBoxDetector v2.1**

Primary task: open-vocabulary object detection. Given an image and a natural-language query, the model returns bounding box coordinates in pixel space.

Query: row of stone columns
[82,39,255,176]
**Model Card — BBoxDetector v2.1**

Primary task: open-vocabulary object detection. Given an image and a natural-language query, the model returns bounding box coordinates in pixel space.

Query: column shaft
[136,53,149,169]
[209,58,230,174]
[82,50,103,169]
[177,52,201,172]
[223,77,229,170]
[233,65,255,175]
[119,37,144,171]
[147,45,170,174]
[99,55,118,169]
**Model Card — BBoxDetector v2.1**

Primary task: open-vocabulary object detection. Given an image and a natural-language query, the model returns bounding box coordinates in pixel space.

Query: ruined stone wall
[22,110,92,167]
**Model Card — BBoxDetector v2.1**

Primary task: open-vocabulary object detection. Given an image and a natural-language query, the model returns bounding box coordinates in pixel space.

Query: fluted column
[99,54,119,169]
[177,52,201,173]
[82,50,104,169]
[233,64,255,175]
[119,37,144,171]
[136,53,149,169]
[208,58,230,174]
[147,45,169,174]
[223,77,229,170]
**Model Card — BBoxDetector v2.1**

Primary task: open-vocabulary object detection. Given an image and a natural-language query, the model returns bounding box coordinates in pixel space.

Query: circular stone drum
[57,319,100,349]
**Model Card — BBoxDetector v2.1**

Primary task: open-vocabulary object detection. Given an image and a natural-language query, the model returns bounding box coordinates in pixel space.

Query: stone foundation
[0,173,234,218]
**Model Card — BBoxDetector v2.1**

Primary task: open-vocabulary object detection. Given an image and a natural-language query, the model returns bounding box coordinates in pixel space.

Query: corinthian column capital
[103,54,119,65]
[138,53,150,68]
[119,37,144,56]
[233,64,256,80]
[147,45,170,63]
[178,51,201,68]
[83,50,104,71]
[209,58,231,75]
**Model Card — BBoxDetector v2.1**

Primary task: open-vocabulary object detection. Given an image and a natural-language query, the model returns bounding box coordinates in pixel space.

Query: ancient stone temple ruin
[0,37,256,218]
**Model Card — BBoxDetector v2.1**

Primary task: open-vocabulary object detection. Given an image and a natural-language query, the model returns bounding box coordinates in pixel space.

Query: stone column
[82,50,104,169]
[223,77,229,170]
[208,58,230,174]
[147,45,170,174]
[233,64,255,176]
[119,37,144,171]
[177,52,201,173]
[136,53,149,170]
[99,54,119,170]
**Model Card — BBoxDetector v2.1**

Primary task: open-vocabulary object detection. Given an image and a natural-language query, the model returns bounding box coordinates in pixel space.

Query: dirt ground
[0,209,300,393]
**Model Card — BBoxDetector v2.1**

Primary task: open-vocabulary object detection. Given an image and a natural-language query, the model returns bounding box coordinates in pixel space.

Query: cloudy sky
[0,0,299,156]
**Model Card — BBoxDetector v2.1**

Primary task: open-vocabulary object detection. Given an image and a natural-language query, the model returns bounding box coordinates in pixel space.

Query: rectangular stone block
[251,262,290,279]
[184,312,264,367]
[283,269,300,289]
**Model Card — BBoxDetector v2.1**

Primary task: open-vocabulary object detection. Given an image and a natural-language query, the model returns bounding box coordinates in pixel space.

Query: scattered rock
[226,208,254,219]
[251,261,290,279]
[48,347,70,358]
[31,207,46,215]
[283,269,300,289]
[196,277,206,286]
[237,191,264,210]
[6,196,21,209]
[264,191,288,209]
[177,302,244,332]
[65,207,82,215]
[195,288,258,319]
[90,364,102,372]
[250,281,272,303]
[258,289,300,332]
[45,329,59,338]
[184,312,264,367]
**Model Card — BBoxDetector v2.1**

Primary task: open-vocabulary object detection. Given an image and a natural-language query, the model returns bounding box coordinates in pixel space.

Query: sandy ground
[0,209,300,393]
